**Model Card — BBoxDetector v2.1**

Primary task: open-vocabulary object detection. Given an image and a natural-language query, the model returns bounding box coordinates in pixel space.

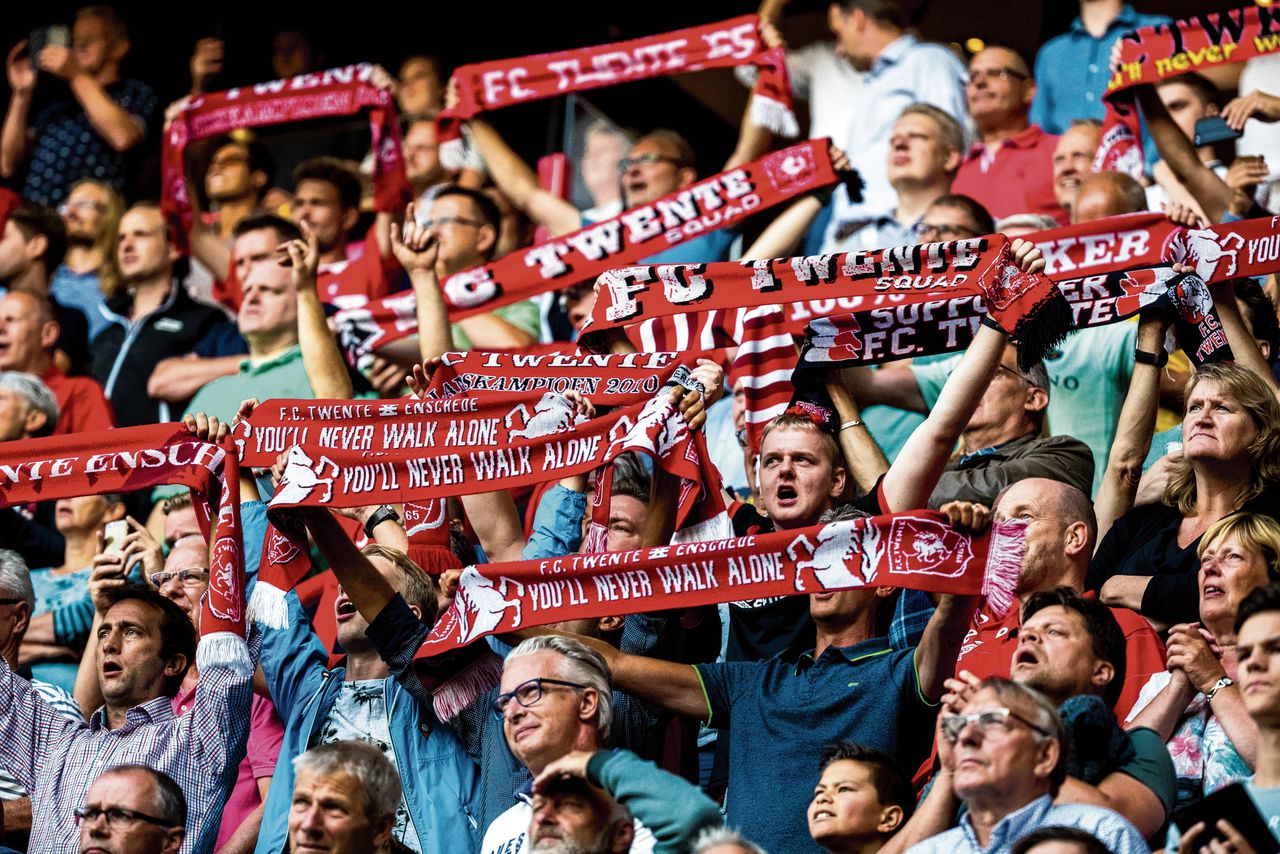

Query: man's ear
[676,167,698,190]
[1033,736,1061,781]
[1024,386,1049,416]
[39,319,60,352]
[943,148,964,175]
[163,653,189,682]
[579,686,601,726]
[609,816,635,853]
[829,463,847,498]
[109,36,131,64]
[476,223,498,258]
[251,170,269,192]
[596,615,624,634]
[878,803,905,834]
[370,813,394,850]
[24,234,49,267]
[1062,519,1089,557]
[1022,79,1037,109]
[341,206,360,234]
[1090,658,1115,694]
[22,406,49,437]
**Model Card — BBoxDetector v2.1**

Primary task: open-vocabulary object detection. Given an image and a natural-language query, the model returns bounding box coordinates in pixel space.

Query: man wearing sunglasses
[902,679,1148,854]
[75,765,185,854]
[952,48,1066,224]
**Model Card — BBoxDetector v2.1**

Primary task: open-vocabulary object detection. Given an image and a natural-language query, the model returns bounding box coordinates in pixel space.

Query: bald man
[1051,121,1102,221]
[0,291,112,435]
[953,46,1067,223]
[1071,172,1148,224]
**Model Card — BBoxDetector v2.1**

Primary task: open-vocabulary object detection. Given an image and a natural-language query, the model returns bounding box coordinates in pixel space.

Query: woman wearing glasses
[1125,512,1280,815]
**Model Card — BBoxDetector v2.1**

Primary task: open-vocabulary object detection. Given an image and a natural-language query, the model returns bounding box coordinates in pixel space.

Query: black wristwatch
[1134,348,1169,367]
[364,505,400,537]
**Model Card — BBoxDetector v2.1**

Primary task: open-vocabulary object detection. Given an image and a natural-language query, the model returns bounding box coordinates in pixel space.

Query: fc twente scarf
[437,14,797,169]
[422,349,724,406]
[334,139,838,365]
[798,214,1280,371]
[417,513,1028,656]
[161,64,411,230]
[237,388,707,621]
[0,425,246,649]
[1096,6,1280,175]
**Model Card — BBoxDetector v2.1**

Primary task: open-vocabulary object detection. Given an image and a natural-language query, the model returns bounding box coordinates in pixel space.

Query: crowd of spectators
[1,1,1280,853]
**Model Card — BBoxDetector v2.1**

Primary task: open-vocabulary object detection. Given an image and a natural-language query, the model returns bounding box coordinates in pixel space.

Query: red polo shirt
[40,365,115,435]
[951,124,1069,225]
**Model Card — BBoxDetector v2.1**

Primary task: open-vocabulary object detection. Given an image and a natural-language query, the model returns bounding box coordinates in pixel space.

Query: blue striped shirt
[906,794,1150,854]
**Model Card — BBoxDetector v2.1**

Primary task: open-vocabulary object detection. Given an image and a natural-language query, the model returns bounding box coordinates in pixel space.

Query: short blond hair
[1198,512,1280,580]
[362,544,439,625]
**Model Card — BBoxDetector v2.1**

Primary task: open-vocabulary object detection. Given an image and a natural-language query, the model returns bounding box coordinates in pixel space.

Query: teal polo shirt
[450,299,541,351]
[694,636,935,854]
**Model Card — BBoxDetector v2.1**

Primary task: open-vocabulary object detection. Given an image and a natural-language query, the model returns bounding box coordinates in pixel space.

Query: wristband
[364,505,400,538]
[839,419,865,431]
[1133,349,1169,367]
[980,315,1004,332]
[1206,676,1234,701]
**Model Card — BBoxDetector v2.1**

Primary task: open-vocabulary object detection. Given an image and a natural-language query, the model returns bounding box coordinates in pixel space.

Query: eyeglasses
[59,199,108,216]
[74,806,179,830]
[913,222,981,241]
[995,364,1032,385]
[968,68,1029,85]
[492,677,590,718]
[149,569,210,589]
[618,153,680,173]
[941,707,1053,742]
[420,216,485,229]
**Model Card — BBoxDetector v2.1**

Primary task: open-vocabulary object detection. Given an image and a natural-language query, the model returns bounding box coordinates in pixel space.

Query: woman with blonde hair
[1090,353,1280,627]
[1125,511,1280,813]
[50,178,124,340]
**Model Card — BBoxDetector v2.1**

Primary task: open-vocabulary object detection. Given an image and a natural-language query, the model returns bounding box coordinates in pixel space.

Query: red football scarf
[419,513,1028,655]
[423,349,724,405]
[0,424,246,650]
[1096,6,1280,175]
[160,64,411,230]
[437,15,796,168]
[334,140,838,364]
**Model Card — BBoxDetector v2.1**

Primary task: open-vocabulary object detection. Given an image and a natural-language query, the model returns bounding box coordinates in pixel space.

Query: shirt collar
[966,125,1044,158]
[90,695,178,731]
[1071,4,1141,34]
[957,433,1037,467]
[871,33,917,75]
[241,345,301,374]
[794,636,892,672]
[961,794,1052,852]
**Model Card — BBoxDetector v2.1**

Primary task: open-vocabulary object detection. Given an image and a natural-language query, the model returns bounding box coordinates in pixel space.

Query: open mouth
[334,598,358,622]
[775,484,798,503]
[102,659,123,678]
[811,809,835,821]
[1203,584,1224,599]
[1013,647,1039,666]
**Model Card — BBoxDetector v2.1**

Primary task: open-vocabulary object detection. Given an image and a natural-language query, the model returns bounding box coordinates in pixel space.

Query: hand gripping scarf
[1096,6,1280,175]
[0,424,246,661]
[437,14,797,169]
[334,139,839,366]
[418,513,1028,656]
[161,64,411,231]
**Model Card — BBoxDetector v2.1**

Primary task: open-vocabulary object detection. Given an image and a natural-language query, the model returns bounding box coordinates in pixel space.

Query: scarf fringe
[982,520,1028,618]
[248,581,290,631]
[1008,291,1074,370]
[432,652,505,722]
[196,631,253,676]
[750,95,799,138]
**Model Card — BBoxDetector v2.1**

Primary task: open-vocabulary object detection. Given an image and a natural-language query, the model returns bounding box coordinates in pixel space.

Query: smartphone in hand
[1194,115,1243,147]
[103,520,129,557]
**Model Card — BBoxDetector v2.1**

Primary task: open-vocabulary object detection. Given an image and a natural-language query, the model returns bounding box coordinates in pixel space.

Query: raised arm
[299,507,399,622]
[147,353,241,403]
[284,221,353,399]
[391,203,452,361]
[1094,311,1170,546]
[38,46,144,152]
[826,374,889,494]
[1135,85,1233,225]
[464,119,582,237]
[1,42,35,178]
[1211,280,1280,397]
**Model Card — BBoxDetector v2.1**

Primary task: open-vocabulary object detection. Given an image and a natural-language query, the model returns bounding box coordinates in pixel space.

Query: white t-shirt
[480,796,656,854]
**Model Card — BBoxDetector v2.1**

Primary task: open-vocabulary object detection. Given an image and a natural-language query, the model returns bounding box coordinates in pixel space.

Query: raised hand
[1222,89,1280,131]
[6,41,35,96]
[277,219,321,290]
[390,202,440,273]
[1010,237,1046,275]
[189,38,224,94]
[183,411,229,444]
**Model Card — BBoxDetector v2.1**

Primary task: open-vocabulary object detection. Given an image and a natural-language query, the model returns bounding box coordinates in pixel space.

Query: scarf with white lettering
[437,15,796,169]
[160,64,411,232]
[418,513,1027,655]
[798,213,1280,374]
[334,140,838,366]
[0,424,246,650]
[1095,6,1280,176]
[236,388,712,625]
[422,349,724,405]
[580,234,1070,448]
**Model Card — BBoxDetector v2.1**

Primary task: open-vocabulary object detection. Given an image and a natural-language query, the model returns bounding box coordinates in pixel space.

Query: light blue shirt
[1030,4,1170,171]
[50,265,109,341]
[823,34,968,251]
[906,795,1150,854]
